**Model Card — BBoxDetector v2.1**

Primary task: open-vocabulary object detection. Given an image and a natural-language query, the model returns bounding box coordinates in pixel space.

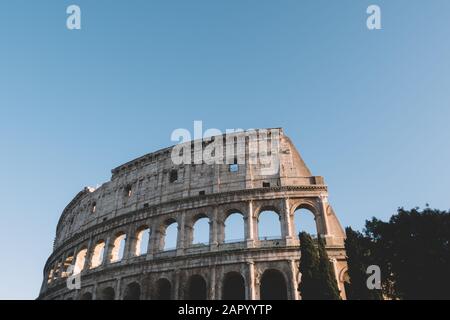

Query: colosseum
[38,128,348,300]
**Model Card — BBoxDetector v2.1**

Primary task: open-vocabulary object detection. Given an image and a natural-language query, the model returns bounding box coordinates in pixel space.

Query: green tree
[364,207,450,299]
[317,236,341,300]
[298,232,320,299]
[344,227,382,300]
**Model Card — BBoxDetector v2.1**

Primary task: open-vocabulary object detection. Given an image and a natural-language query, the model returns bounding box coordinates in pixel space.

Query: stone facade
[38,128,348,300]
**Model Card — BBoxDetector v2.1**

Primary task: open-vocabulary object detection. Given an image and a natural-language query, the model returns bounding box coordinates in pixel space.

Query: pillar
[319,194,330,236]
[247,262,256,300]
[246,201,255,247]
[217,210,226,244]
[102,237,112,266]
[283,198,295,245]
[209,267,217,300]
[115,277,122,300]
[148,223,160,257]
[174,270,181,300]
[92,283,98,300]
[177,212,186,255]
[146,227,154,257]
[210,206,219,250]
[124,226,137,259]
[82,238,94,270]
[185,225,194,248]
[290,259,299,300]
[60,252,68,278]
[330,257,343,298]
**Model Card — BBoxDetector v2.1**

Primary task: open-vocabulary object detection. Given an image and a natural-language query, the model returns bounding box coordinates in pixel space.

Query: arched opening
[90,240,105,269]
[100,287,115,300]
[187,275,207,300]
[54,261,62,279]
[192,217,210,245]
[260,269,288,300]
[135,227,150,256]
[294,207,317,238]
[80,292,92,300]
[163,221,178,251]
[61,253,74,278]
[47,268,54,284]
[49,263,59,282]
[155,278,172,300]
[222,272,246,300]
[73,248,87,275]
[258,210,281,240]
[123,282,141,300]
[110,233,127,262]
[224,212,245,243]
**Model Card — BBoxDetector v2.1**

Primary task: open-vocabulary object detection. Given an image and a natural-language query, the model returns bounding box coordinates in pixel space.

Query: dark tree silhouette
[344,227,382,300]
[317,236,341,300]
[298,232,321,299]
[299,232,341,300]
[363,207,450,299]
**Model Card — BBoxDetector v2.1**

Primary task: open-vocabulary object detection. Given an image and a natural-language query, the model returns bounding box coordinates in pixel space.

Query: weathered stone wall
[39,128,348,300]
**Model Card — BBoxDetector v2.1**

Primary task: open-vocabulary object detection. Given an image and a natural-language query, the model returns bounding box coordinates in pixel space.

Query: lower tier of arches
[40,247,348,300]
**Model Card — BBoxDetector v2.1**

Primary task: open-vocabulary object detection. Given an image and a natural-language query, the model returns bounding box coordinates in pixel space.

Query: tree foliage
[346,207,450,300]
[299,232,341,300]
[344,227,382,300]
[299,232,321,299]
[317,236,341,300]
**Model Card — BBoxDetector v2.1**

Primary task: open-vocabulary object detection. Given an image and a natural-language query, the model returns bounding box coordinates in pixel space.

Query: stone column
[102,238,112,266]
[59,252,68,278]
[290,259,299,300]
[217,210,226,244]
[92,283,98,300]
[174,269,181,300]
[319,194,330,236]
[148,223,160,257]
[210,206,218,250]
[69,245,81,278]
[149,227,154,257]
[115,277,122,300]
[53,259,61,280]
[185,225,194,248]
[246,201,255,248]
[247,262,256,300]
[177,212,186,255]
[124,226,137,259]
[330,258,341,291]
[209,267,216,300]
[283,198,295,245]
[83,238,94,270]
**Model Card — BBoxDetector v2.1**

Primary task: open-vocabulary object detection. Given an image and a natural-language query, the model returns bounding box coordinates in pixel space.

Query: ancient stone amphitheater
[38,128,348,300]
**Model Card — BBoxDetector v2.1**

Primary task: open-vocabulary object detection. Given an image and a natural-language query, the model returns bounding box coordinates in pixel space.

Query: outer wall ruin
[38,128,348,300]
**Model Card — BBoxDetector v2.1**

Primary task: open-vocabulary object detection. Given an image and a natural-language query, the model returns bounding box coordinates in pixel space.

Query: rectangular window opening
[169,169,178,183]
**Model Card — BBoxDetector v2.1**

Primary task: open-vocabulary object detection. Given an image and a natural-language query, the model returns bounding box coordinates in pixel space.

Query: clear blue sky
[1,0,449,299]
